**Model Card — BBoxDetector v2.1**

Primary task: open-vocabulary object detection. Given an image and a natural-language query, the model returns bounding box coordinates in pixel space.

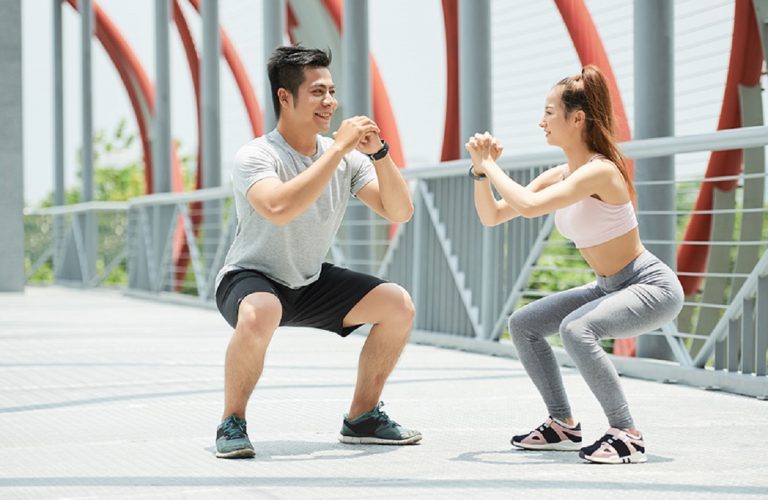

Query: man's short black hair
[267,45,332,119]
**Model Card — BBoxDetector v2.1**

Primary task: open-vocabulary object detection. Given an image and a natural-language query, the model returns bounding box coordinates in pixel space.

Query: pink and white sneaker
[580,428,647,464]
[511,417,582,451]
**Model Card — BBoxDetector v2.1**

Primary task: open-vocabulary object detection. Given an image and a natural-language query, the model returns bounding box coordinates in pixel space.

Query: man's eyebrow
[309,83,335,89]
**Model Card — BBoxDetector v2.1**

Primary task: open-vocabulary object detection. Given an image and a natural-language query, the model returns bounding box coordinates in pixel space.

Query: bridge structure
[2,1,768,497]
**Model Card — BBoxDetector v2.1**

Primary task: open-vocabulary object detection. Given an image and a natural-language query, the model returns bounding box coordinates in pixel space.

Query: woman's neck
[562,143,598,172]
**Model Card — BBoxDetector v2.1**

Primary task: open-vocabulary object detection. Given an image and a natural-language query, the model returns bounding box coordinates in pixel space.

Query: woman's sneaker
[579,428,647,464]
[216,414,255,459]
[511,417,582,451]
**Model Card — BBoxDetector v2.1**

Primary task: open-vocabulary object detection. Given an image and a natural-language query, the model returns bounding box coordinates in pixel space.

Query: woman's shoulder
[547,163,570,179]
[582,158,620,177]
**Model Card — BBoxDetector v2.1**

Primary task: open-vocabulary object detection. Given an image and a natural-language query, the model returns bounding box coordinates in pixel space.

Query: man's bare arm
[246,117,378,225]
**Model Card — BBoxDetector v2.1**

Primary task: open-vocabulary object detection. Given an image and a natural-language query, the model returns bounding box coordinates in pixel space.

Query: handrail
[402,125,768,179]
[24,201,129,216]
[128,186,231,207]
[693,249,768,367]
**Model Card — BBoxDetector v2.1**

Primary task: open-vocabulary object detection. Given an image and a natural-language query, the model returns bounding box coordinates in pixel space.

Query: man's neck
[276,120,318,157]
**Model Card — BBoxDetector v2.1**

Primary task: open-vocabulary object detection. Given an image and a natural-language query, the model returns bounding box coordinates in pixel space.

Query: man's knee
[386,284,416,326]
[372,283,415,328]
[236,293,281,338]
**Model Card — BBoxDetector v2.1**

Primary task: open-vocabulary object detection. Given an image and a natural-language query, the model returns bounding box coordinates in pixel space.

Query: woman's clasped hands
[465,132,503,176]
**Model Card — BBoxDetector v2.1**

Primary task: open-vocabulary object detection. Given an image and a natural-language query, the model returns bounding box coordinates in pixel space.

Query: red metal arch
[677,0,764,295]
[441,0,460,161]
[65,0,185,194]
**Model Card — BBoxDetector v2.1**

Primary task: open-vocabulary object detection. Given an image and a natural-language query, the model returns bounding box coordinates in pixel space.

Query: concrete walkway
[1,287,767,499]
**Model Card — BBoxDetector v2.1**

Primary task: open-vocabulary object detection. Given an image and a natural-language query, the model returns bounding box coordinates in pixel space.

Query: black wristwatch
[367,140,389,161]
[468,165,487,181]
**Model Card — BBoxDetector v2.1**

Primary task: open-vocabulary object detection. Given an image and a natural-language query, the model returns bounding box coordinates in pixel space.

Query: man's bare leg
[222,292,282,420]
[342,283,415,420]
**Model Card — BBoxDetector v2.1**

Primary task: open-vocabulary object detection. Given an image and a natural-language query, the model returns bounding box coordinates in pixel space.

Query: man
[213,45,420,459]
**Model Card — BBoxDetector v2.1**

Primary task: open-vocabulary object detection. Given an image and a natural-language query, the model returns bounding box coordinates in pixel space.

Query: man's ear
[277,88,290,109]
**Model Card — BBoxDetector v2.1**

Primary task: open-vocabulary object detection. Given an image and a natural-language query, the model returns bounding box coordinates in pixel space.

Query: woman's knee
[236,293,282,337]
[508,309,538,342]
[559,319,600,349]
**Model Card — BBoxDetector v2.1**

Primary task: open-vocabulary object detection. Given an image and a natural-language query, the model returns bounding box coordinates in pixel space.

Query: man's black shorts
[216,263,387,337]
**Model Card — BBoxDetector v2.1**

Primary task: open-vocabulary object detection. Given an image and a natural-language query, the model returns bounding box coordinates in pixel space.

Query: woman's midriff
[579,228,646,277]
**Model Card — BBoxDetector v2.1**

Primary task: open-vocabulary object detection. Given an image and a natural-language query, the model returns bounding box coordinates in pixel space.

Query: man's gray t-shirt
[215,129,377,291]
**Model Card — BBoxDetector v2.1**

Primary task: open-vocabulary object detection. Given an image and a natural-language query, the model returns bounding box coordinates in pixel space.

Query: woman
[465,65,684,464]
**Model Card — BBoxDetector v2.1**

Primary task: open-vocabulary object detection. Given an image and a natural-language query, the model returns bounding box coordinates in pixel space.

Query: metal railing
[24,202,128,287]
[23,125,768,397]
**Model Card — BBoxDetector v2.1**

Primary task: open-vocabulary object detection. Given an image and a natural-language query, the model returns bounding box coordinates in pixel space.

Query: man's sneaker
[339,401,422,445]
[579,428,647,464]
[215,414,255,459]
[511,416,582,451]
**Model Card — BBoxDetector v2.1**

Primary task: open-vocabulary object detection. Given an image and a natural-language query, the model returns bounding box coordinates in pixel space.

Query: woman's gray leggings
[509,250,684,429]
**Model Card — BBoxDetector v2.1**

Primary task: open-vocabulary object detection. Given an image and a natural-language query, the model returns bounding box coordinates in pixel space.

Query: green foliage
[26,118,197,285]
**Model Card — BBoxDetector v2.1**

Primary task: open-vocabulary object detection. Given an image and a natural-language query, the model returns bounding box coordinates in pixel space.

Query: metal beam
[81,0,93,202]
[202,0,221,189]
[459,0,492,338]
[634,0,675,360]
[342,0,373,273]
[153,0,172,194]
[53,0,65,207]
[0,0,24,291]
[263,0,285,132]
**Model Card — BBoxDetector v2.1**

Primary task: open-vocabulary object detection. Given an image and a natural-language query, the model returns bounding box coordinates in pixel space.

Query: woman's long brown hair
[557,65,635,200]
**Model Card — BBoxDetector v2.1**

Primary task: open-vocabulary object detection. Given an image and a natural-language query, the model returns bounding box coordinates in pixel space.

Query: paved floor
[1,287,767,499]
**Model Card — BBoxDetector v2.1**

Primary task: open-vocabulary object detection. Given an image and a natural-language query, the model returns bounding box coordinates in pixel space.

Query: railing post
[52,0,66,283]
[757,274,768,376]
[343,0,373,274]
[411,181,424,329]
[201,0,221,296]
[80,0,98,286]
[152,0,176,293]
[459,0,492,338]
[741,296,756,374]
[634,0,675,359]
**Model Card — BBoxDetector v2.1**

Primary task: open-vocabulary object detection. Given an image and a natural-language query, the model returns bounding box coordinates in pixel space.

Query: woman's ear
[573,109,586,128]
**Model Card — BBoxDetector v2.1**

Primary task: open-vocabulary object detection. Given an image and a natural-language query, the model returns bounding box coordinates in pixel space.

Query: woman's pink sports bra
[553,160,638,249]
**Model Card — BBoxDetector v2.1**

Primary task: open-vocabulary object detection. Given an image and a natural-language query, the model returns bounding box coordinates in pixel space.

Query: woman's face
[539,86,577,148]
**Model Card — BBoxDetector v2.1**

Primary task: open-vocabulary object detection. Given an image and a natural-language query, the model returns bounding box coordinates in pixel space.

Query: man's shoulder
[237,134,273,155]
[235,134,281,165]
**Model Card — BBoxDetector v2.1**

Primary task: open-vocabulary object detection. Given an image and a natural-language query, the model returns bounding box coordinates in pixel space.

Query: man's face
[283,67,337,132]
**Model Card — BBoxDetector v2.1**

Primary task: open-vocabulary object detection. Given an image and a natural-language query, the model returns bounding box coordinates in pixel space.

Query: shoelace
[370,401,399,428]
[222,418,247,439]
